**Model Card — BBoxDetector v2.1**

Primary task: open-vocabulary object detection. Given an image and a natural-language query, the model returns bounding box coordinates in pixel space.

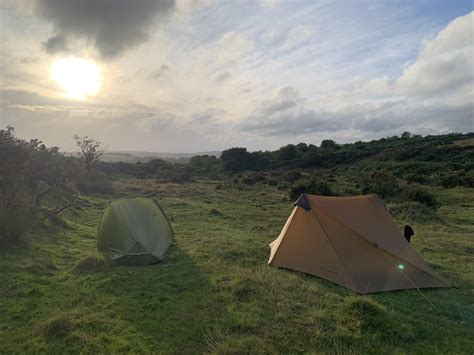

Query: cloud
[35,0,175,59]
[214,71,231,83]
[241,86,338,136]
[281,25,313,51]
[42,34,68,54]
[210,31,255,65]
[135,112,175,131]
[396,11,473,95]
[150,64,170,78]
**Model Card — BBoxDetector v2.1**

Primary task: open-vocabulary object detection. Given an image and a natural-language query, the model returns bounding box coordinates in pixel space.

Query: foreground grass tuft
[41,317,73,338]
[73,255,109,274]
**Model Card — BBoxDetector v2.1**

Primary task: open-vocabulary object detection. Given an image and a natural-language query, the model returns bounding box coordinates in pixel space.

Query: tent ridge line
[308,207,361,293]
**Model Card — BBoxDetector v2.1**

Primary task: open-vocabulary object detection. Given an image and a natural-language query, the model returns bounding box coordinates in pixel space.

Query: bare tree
[73,135,105,171]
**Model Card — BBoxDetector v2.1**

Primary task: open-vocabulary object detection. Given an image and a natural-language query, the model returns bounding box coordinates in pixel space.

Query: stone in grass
[210,208,224,216]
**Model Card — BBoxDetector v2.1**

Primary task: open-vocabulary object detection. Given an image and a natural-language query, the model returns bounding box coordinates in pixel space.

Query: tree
[1,127,79,245]
[220,147,255,172]
[73,135,105,171]
[277,144,297,161]
[320,139,338,149]
[401,131,412,139]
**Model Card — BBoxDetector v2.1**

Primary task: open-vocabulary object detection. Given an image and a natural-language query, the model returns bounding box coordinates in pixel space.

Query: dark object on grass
[404,225,414,243]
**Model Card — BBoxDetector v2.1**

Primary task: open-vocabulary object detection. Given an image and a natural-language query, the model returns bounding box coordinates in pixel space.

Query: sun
[51,57,102,100]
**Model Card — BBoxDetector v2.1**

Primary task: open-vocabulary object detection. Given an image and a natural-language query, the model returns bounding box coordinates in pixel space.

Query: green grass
[1,180,473,353]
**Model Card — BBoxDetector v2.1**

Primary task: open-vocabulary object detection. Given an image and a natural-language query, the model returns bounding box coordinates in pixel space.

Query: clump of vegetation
[434,171,474,188]
[0,127,78,246]
[343,297,388,330]
[209,335,273,354]
[76,171,114,195]
[389,202,443,223]
[41,316,73,338]
[210,208,224,216]
[360,170,400,199]
[73,135,105,171]
[73,256,109,274]
[398,186,440,210]
[344,297,386,317]
[289,178,334,200]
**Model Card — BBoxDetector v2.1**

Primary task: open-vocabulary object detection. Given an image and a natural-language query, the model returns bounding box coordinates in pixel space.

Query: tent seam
[313,204,444,282]
[309,208,361,293]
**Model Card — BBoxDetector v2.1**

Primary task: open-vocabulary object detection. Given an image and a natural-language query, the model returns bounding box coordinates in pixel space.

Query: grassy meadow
[1,178,473,353]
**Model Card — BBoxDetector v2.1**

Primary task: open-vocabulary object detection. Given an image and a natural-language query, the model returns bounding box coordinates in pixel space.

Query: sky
[0,0,473,152]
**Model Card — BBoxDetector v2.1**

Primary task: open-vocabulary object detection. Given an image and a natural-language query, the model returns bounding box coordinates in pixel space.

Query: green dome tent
[98,197,174,265]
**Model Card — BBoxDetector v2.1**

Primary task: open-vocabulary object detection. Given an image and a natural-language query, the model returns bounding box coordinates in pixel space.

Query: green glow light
[398,264,405,270]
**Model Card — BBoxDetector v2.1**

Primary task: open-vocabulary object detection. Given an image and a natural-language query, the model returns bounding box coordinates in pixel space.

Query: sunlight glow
[51,57,102,100]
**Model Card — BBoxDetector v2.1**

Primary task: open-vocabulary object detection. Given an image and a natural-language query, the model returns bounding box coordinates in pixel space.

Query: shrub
[435,171,474,188]
[360,170,400,199]
[267,179,278,186]
[290,178,334,200]
[398,186,439,210]
[389,202,443,223]
[241,174,266,185]
[0,127,78,245]
[0,200,33,246]
[284,170,302,183]
[76,171,114,195]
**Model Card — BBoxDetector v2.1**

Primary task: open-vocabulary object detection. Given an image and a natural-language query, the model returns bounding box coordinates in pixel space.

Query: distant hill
[97,150,221,163]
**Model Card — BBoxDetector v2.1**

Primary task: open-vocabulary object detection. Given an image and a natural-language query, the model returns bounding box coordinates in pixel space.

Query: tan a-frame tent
[268,194,449,294]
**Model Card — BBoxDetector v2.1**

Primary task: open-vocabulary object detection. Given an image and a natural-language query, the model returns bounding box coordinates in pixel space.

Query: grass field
[1,179,473,353]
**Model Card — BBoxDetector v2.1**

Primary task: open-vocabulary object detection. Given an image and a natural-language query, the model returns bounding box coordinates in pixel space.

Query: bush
[389,202,443,223]
[289,178,334,200]
[284,170,302,183]
[241,174,266,185]
[435,171,474,188]
[76,171,114,195]
[0,201,33,246]
[398,186,439,210]
[267,179,278,186]
[0,127,78,245]
[360,170,400,199]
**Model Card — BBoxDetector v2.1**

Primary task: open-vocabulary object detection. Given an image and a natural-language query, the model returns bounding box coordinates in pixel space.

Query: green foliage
[277,144,297,160]
[220,148,256,172]
[73,135,104,171]
[188,155,221,177]
[76,171,114,195]
[212,132,474,177]
[0,127,78,245]
[320,139,338,149]
[41,316,73,338]
[389,202,443,223]
[435,171,474,188]
[360,170,400,198]
[290,178,334,200]
[398,186,440,210]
